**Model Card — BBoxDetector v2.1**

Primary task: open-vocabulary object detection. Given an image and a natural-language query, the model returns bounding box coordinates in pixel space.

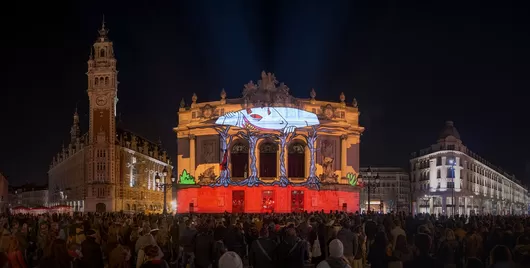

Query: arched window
[288,142,305,178]
[94,77,98,85]
[259,142,278,178]
[231,141,249,178]
[105,77,109,85]
[126,204,130,211]
[100,49,105,58]
[99,77,104,85]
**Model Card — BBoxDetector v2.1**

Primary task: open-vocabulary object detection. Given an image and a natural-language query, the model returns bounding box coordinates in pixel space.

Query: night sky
[3,1,530,186]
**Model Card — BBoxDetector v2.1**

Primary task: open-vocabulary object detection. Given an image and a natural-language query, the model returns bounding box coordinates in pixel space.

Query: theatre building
[174,72,364,213]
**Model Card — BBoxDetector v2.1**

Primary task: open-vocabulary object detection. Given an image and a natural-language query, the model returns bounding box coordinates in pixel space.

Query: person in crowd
[249,227,277,268]
[276,227,307,268]
[7,236,26,268]
[218,251,243,268]
[81,229,104,268]
[489,245,515,268]
[336,218,357,267]
[410,233,435,268]
[40,239,71,268]
[316,239,351,268]
[140,245,169,268]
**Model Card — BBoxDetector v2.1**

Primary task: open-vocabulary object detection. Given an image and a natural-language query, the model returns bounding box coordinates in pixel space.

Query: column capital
[189,134,196,140]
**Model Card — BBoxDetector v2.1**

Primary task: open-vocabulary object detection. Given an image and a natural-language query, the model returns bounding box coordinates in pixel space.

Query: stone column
[429,159,437,191]
[455,157,461,192]
[442,196,447,215]
[340,135,348,178]
[304,146,310,178]
[429,197,434,214]
[189,135,196,176]
[441,156,447,190]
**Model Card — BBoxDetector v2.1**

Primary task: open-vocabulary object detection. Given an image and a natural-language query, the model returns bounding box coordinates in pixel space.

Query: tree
[295,125,320,190]
[235,130,271,186]
[211,126,233,187]
[273,130,297,187]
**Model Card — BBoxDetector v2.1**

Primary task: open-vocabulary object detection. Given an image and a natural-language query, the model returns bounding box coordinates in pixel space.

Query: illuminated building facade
[175,72,364,213]
[0,173,8,211]
[48,21,172,213]
[359,167,410,213]
[10,184,49,208]
[410,121,528,216]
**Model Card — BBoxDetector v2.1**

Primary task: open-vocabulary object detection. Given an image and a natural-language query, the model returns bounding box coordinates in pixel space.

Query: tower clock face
[96,96,107,106]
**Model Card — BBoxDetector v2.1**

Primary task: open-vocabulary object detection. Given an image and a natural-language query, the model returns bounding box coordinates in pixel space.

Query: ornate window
[95,77,99,85]
[100,49,105,58]
[289,143,305,154]
[260,142,278,154]
[232,143,249,154]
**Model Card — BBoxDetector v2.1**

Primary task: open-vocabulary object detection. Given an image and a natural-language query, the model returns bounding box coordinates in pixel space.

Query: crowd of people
[0,210,528,268]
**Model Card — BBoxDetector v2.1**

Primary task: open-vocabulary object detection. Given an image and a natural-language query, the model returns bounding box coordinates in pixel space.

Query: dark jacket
[224,226,246,258]
[336,228,357,257]
[193,231,214,268]
[180,227,197,253]
[276,237,307,268]
[249,237,277,268]
[81,237,104,268]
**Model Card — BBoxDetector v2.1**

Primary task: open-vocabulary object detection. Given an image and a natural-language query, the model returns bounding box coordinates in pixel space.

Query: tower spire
[98,14,109,40]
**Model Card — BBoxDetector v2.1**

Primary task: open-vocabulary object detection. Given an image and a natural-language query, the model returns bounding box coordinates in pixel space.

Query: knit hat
[219,251,243,268]
[329,239,344,258]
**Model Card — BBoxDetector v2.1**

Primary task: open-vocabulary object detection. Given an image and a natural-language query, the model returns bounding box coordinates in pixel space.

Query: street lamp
[448,158,456,217]
[155,166,174,215]
[360,167,380,213]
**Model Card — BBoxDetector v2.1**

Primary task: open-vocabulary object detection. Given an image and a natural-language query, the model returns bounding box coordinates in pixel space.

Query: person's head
[374,231,388,248]
[142,224,151,235]
[286,227,297,238]
[143,245,159,260]
[490,245,512,264]
[259,227,269,238]
[393,219,401,228]
[329,239,344,258]
[219,251,243,268]
[445,229,456,241]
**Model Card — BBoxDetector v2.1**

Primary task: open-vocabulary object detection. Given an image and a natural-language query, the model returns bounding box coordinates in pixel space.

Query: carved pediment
[242,71,298,107]
[200,104,215,119]
[320,104,336,119]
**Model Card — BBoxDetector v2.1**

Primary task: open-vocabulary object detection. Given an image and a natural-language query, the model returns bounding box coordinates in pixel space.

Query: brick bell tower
[86,17,118,212]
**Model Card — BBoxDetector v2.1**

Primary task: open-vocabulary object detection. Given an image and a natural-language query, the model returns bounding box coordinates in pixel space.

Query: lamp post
[448,159,456,217]
[361,167,380,213]
[155,166,175,215]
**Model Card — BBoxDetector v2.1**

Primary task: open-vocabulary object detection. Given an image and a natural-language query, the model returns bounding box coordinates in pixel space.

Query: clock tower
[86,18,118,212]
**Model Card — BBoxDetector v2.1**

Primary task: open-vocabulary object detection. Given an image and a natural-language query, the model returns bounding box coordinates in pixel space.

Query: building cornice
[120,146,173,167]
[411,150,525,189]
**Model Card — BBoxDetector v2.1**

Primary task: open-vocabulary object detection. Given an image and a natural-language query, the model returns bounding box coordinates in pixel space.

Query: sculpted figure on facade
[198,166,217,185]
[142,141,149,155]
[131,135,138,150]
[319,139,338,183]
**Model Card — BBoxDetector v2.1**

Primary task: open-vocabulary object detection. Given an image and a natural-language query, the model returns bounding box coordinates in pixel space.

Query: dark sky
[3,1,530,186]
